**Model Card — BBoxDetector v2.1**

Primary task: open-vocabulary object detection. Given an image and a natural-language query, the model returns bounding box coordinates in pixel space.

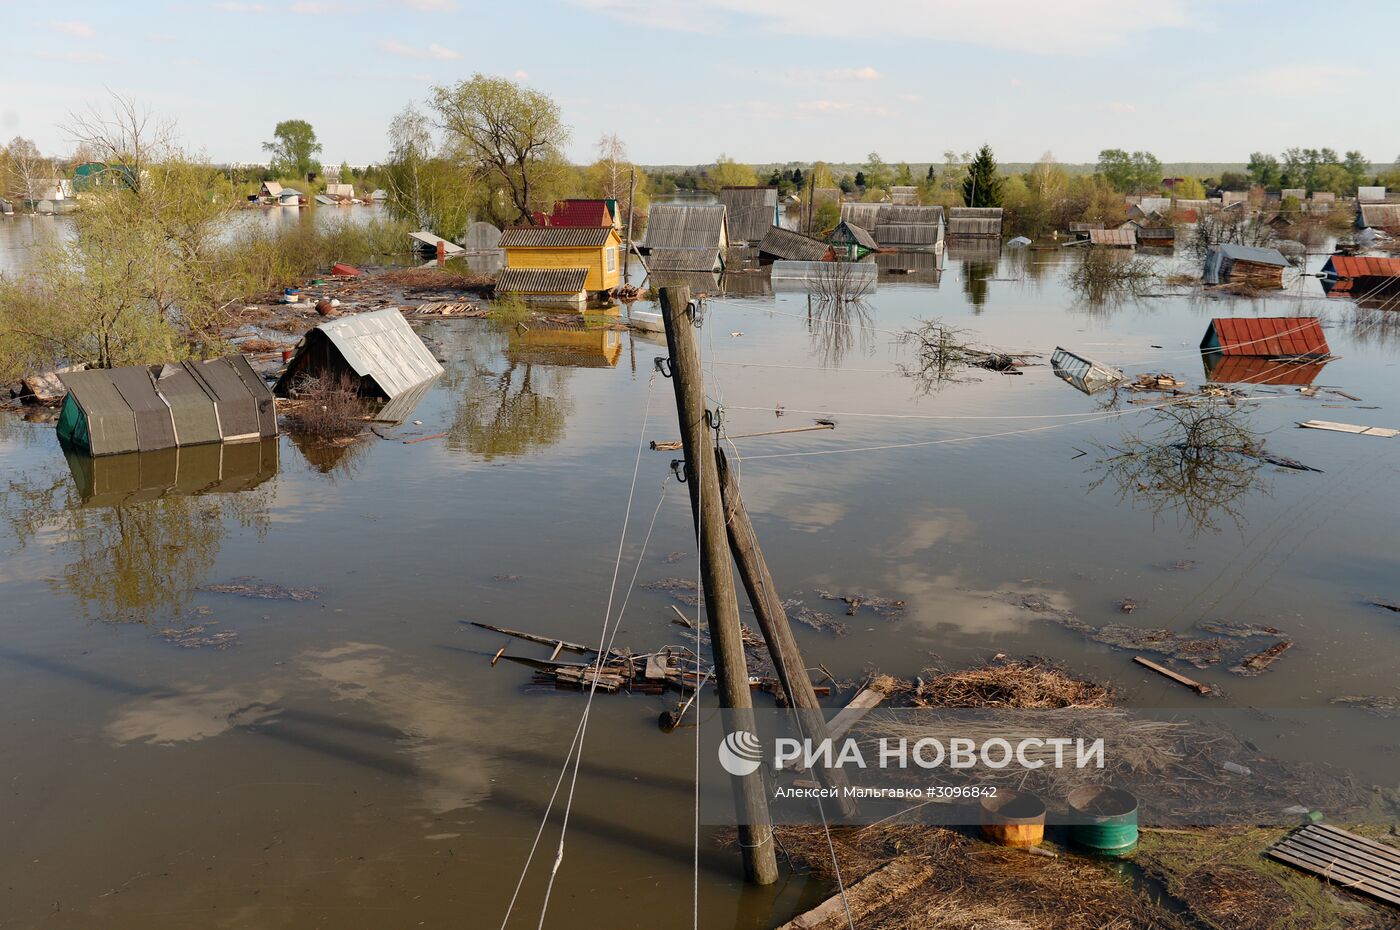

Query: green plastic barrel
[1066,786,1139,857]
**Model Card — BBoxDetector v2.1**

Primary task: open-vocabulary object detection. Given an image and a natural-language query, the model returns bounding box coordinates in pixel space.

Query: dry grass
[912,660,1114,709]
[281,372,366,439]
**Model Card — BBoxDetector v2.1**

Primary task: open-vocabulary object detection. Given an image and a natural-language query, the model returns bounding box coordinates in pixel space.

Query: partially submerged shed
[500,224,622,295]
[1137,226,1176,247]
[1201,317,1332,384]
[839,203,944,248]
[642,204,729,271]
[1088,228,1137,248]
[1357,203,1400,231]
[757,226,832,263]
[57,357,276,457]
[718,187,778,243]
[409,230,465,256]
[1203,243,1289,287]
[495,267,589,308]
[1320,254,1400,297]
[829,220,879,258]
[274,308,444,401]
[946,207,1003,239]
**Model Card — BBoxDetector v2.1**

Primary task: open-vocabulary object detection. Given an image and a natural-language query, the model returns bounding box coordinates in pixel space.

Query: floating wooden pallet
[1265,823,1400,907]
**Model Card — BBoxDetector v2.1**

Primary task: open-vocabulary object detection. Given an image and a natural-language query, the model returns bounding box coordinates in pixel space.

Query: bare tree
[64,92,177,195]
[4,136,54,207]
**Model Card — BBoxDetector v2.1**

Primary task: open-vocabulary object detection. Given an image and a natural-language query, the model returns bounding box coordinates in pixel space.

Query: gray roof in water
[757,225,831,262]
[718,187,778,242]
[279,309,445,400]
[644,204,728,250]
[1211,243,1288,265]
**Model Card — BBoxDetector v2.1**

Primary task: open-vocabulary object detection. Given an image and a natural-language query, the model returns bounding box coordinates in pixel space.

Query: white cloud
[513,70,529,80]
[820,66,881,81]
[398,0,457,9]
[1101,101,1136,113]
[49,20,96,38]
[378,38,461,59]
[214,1,267,10]
[573,0,1189,53]
[1238,65,1362,97]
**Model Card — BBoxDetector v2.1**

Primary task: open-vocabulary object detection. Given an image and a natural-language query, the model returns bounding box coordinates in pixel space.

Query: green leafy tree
[894,162,914,186]
[430,74,569,225]
[1172,177,1207,199]
[1097,149,1162,193]
[1246,152,1280,188]
[705,153,758,191]
[1342,151,1370,191]
[862,151,891,193]
[262,119,322,179]
[962,144,1003,207]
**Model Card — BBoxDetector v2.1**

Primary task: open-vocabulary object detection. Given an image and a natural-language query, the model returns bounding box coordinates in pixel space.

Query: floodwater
[2,211,1399,929]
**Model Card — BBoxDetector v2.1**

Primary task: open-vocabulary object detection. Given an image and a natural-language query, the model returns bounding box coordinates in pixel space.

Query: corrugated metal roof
[889,186,919,205]
[946,207,1003,239]
[1069,222,1104,232]
[547,200,613,227]
[838,203,943,246]
[281,309,445,400]
[1359,204,1400,228]
[644,204,728,250]
[1089,228,1138,247]
[1138,227,1176,240]
[875,223,943,246]
[1211,243,1288,265]
[500,226,616,248]
[1322,255,1400,279]
[757,226,831,262]
[497,266,589,293]
[718,187,778,242]
[409,230,464,254]
[1051,347,1123,395]
[1203,317,1329,357]
[646,247,723,272]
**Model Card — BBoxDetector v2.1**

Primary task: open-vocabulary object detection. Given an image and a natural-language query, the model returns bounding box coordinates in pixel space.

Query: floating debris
[781,599,849,636]
[663,551,688,564]
[197,577,321,601]
[1331,695,1398,718]
[1118,598,1139,614]
[643,578,699,606]
[817,589,906,617]
[1369,599,1400,613]
[492,574,522,583]
[158,623,239,649]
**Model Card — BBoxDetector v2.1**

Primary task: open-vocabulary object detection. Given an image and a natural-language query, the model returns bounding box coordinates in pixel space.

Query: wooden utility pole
[715,447,857,818]
[659,286,779,886]
[624,166,637,286]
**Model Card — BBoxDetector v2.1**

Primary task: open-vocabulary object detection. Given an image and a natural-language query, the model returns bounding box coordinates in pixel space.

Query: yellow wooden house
[498,225,623,297]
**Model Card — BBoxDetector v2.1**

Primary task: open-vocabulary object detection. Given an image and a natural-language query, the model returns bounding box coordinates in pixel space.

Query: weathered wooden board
[1298,420,1399,438]
[776,858,935,930]
[1265,823,1400,907]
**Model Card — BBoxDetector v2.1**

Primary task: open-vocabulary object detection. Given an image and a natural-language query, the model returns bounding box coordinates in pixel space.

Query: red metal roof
[548,200,612,227]
[1206,317,1329,357]
[1323,254,1400,280]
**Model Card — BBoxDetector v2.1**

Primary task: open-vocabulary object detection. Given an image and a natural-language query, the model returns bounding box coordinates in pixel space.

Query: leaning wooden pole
[624,166,637,286]
[659,286,779,886]
[715,446,858,818]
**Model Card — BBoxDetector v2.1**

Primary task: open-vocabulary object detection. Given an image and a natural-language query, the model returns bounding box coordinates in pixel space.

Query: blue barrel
[1066,786,1138,857]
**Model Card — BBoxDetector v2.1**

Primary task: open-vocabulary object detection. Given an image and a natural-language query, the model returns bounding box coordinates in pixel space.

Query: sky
[2,0,1398,168]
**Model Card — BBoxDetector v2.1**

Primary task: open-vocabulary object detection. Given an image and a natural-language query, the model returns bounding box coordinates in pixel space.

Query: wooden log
[1133,656,1213,695]
[660,285,778,885]
[466,621,592,653]
[775,858,935,930]
[827,685,889,741]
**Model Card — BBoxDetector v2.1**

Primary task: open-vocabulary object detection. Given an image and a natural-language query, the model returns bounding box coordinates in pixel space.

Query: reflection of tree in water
[960,261,996,310]
[1089,401,1269,537]
[1,466,272,623]
[804,295,874,367]
[446,347,573,460]
[286,430,375,480]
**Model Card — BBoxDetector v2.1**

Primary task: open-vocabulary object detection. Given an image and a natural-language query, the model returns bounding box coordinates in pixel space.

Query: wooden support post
[624,166,636,286]
[715,446,857,818]
[660,285,779,886]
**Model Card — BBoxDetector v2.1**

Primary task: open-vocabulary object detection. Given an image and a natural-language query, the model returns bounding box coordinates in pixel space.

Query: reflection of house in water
[945,239,1002,263]
[1320,255,1400,301]
[873,249,944,281]
[1200,316,1332,386]
[507,324,623,368]
[647,269,773,298]
[65,439,278,508]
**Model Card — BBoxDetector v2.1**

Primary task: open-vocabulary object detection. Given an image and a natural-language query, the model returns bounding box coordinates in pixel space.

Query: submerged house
[410,230,465,257]
[495,267,590,308]
[642,204,729,271]
[757,226,832,263]
[1087,228,1137,248]
[1200,317,1332,385]
[839,203,944,249]
[274,309,445,417]
[1203,243,1289,287]
[946,207,1003,239]
[718,187,778,243]
[1320,254,1400,298]
[57,357,277,457]
[499,224,623,298]
[1357,203,1400,232]
[259,180,283,201]
[1137,226,1177,247]
[829,220,879,258]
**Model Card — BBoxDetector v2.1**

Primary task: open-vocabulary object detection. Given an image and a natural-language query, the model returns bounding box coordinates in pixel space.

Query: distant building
[259,180,283,201]
[945,206,1002,240]
[717,187,778,243]
[889,185,919,205]
[1137,226,1177,247]
[1357,186,1387,203]
[1088,228,1137,248]
[841,203,945,247]
[499,225,624,295]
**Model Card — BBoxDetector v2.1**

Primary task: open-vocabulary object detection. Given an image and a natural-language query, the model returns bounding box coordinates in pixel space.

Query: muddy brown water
[2,223,1399,928]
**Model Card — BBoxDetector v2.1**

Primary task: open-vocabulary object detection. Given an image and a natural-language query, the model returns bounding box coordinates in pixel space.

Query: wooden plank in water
[1266,824,1400,907]
[1133,656,1213,695]
[827,686,888,741]
[466,621,593,653]
[1297,419,1399,438]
